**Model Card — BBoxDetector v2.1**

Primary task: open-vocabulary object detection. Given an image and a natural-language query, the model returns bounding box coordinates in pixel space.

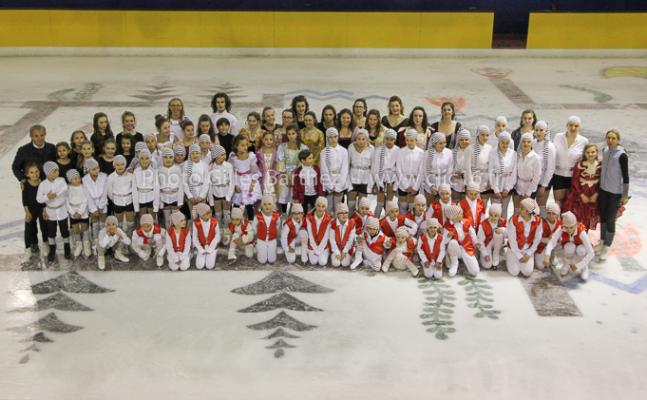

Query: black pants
[303,195,318,215]
[245,205,255,221]
[25,205,47,248]
[598,189,621,246]
[47,219,70,240]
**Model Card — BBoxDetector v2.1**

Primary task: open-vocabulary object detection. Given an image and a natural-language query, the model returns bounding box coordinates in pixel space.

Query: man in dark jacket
[11,124,57,190]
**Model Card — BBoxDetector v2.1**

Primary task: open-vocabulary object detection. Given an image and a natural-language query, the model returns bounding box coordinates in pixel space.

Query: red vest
[380,215,406,238]
[511,214,541,249]
[420,233,443,263]
[228,219,249,236]
[167,226,190,252]
[430,201,453,224]
[404,209,425,229]
[536,218,562,253]
[480,218,506,247]
[331,219,356,255]
[459,198,486,229]
[306,211,332,250]
[195,217,219,247]
[350,211,373,234]
[256,211,281,241]
[136,224,162,245]
[396,237,416,260]
[285,218,306,245]
[560,223,586,247]
[443,220,476,256]
[364,232,387,255]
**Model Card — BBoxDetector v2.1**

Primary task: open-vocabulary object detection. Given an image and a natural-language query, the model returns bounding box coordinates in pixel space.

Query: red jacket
[292,165,324,203]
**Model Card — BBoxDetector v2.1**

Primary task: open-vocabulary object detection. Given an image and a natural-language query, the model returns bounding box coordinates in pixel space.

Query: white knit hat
[520,132,534,142]
[211,145,226,159]
[84,158,99,170]
[495,116,508,125]
[336,202,349,214]
[144,132,156,139]
[430,132,445,146]
[488,203,502,216]
[546,202,561,215]
[359,197,370,209]
[567,115,582,126]
[457,128,471,140]
[498,131,512,143]
[161,147,174,158]
[445,205,462,220]
[366,216,380,230]
[405,129,418,138]
[135,142,147,152]
[414,194,427,206]
[355,128,368,138]
[195,202,211,217]
[140,214,154,225]
[520,198,538,213]
[424,218,441,229]
[105,215,118,225]
[439,183,451,194]
[174,145,186,156]
[171,211,185,226]
[315,196,328,208]
[384,129,397,139]
[261,194,274,205]
[231,207,244,220]
[386,200,398,213]
[535,120,548,130]
[189,143,201,154]
[476,125,490,135]
[326,127,339,137]
[561,211,577,227]
[65,169,80,182]
[199,134,211,143]
[466,182,480,192]
[291,203,304,214]
[395,226,410,239]
[113,155,127,166]
[139,149,151,158]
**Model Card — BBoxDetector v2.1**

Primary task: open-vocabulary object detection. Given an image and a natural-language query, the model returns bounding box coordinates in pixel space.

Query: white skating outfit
[450,146,472,193]
[444,219,480,276]
[534,218,562,268]
[371,144,399,191]
[471,141,493,192]
[98,227,131,257]
[417,232,446,278]
[396,146,425,193]
[132,166,159,212]
[532,138,556,189]
[347,144,374,190]
[183,159,210,205]
[488,148,517,218]
[505,214,543,276]
[230,153,262,206]
[328,218,357,268]
[208,161,235,204]
[37,178,69,221]
[553,132,589,180]
[306,211,333,266]
[157,164,184,206]
[131,224,166,262]
[281,218,308,264]
[423,148,453,193]
[193,217,220,270]
[165,226,191,271]
[83,172,108,214]
[477,217,506,269]
[514,150,542,198]
[224,220,254,260]
[107,171,134,209]
[66,185,88,219]
[253,211,282,264]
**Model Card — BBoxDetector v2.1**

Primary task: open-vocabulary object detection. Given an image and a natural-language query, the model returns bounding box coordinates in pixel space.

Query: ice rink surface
[0,53,646,399]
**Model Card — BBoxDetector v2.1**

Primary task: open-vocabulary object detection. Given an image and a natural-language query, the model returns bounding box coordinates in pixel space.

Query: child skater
[513,132,541,213]
[443,205,480,277]
[107,155,136,250]
[397,129,425,212]
[371,128,399,217]
[253,194,282,265]
[56,142,75,182]
[506,198,543,277]
[132,149,159,219]
[380,200,417,240]
[256,131,280,206]
[319,127,349,214]
[532,121,556,217]
[292,149,324,214]
[328,202,357,268]
[21,163,48,263]
[222,207,254,262]
[131,213,166,267]
[66,169,91,258]
[183,144,210,216]
[353,216,389,271]
[82,158,108,254]
[547,211,594,281]
[450,129,473,202]
[37,162,71,263]
[281,203,308,265]
[476,203,506,270]
[459,183,486,231]
[230,135,262,220]
[97,215,131,270]
[489,131,517,219]
[423,132,453,205]
[207,145,235,226]
[157,147,184,228]
[428,183,454,226]
[165,211,191,271]
[349,197,374,235]
[306,196,333,267]
[404,194,428,237]
[276,124,308,213]
[535,202,562,269]
[193,202,220,270]
[417,218,446,279]
[381,226,419,277]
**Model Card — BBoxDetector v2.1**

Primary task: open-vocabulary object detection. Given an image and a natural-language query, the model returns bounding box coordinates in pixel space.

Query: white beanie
[326,127,339,138]
[65,169,80,182]
[521,198,538,213]
[336,202,349,214]
[105,215,118,225]
[495,116,508,125]
[520,132,534,142]
[567,115,582,126]
[231,207,244,220]
[414,194,427,206]
[366,216,380,230]
[84,158,99,170]
[315,196,328,208]
[291,203,304,214]
[466,182,480,192]
[113,155,127,166]
[546,202,561,215]
[561,211,577,227]
[355,128,368,139]
[498,131,512,143]
[174,145,186,156]
[457,128,471,140]
[439,183,451,194]
[140,214,154,225]
[535,120,548,130]
[189,143,201,154]
[395,226,410,239]
[384,129,397,139]
[195,202,211,217]
[139,148,151,158]
[161,147,174,158]
[424,218,441,230]
[476,125,490,135]
[405,129,418,138]
[135,142,147,152]
[445,205,462,220]
[199,134,211,143]
[211,145,226,159]
[386,200,398,213]
[359,197,370,209]
[261,194,274,205]
[171,211,185,226]
[430,132,445,146]
[488,203,502,216]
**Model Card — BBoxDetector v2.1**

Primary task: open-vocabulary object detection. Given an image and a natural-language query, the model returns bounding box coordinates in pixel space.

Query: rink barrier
[0,10,493,48]
[527,12,647,49]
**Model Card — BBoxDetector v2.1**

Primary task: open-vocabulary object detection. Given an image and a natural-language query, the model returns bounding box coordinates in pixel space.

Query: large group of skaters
[11,94,630,280]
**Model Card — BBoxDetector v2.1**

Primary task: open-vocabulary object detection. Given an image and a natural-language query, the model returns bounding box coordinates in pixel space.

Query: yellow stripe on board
[528,12,647,49]
[0,10,493,48]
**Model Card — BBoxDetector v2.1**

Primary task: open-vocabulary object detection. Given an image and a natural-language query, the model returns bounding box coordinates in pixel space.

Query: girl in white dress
[489,131,517,219]
[230,135,262,220]
[471,125,493,205]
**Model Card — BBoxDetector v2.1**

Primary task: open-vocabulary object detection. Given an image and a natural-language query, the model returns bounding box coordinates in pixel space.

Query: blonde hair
[605,129,621,142]
[581,143,599,162]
